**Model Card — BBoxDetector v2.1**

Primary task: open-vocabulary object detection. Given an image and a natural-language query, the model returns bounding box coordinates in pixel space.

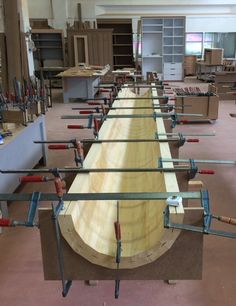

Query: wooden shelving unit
[141,17,185,80]
[184,55,197,76]
[97,19,134,69]
[32,29,65,72]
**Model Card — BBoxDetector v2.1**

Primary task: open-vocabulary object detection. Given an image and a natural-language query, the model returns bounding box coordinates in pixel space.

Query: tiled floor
[1,84,236,306]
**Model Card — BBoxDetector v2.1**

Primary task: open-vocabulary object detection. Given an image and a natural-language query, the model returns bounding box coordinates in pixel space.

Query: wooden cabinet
[204,48,223,65]
[142,17,185,81]
[214,71,236,100]
[97,19,134,69]
[32,29,65,70]
[184,55,197,76]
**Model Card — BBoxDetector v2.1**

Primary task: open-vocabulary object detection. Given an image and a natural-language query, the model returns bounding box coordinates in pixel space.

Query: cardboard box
[204,48,223,65]
[175,94,219,120]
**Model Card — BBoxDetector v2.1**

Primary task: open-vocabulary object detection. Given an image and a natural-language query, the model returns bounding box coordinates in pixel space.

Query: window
[185,33,203,57]
[186,32,236,59]
[203,33,214,49]
[212,33,236,58]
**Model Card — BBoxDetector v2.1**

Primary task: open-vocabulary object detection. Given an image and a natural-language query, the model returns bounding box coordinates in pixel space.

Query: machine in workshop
[0,85,236,301]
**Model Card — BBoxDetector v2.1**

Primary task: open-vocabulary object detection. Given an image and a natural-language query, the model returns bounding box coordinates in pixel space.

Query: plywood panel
[67,29,113,69]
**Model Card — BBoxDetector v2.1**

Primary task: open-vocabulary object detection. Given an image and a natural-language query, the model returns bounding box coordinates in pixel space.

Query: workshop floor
[1,79,236,306]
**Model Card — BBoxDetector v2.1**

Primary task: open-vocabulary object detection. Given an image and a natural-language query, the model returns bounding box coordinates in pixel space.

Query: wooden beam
[0,33,8,92]
[58,88,184,270]
[3,0,22,90]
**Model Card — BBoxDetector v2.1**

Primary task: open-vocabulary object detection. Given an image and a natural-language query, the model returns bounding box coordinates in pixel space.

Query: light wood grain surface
[58,65,109,78]
[59,87,184,269]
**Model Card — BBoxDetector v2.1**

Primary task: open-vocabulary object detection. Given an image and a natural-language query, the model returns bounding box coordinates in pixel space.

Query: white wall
[27,0,236,34]
[186,16,236,32]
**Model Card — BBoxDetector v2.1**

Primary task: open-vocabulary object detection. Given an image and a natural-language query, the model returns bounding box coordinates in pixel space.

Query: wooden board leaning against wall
[67,29,114,70]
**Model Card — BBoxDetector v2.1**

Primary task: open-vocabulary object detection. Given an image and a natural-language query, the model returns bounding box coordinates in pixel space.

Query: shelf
[142,16,185,80]
[112,33,133,36]
[142,31,162,34]
[113,44,132,46]
[143,55,163,58]
[36,46,63,49]
[143,24,163,27]
[164,26,184,29]
[97,18,134,69]
[114,64,133,67]
[33,39,62,42]
[164,53,184,56]
[113,54,133,56]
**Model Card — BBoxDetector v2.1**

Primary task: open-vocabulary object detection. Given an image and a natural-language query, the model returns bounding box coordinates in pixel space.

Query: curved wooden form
[58,87,184,269]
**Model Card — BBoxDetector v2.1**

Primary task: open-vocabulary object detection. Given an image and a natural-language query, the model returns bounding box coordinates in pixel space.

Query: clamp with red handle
[0,191,41,228]
[67,113,94,131]
[19,169,66,198]
[178,133,199,147]
[188,159,215,179]
[48,140,84,167]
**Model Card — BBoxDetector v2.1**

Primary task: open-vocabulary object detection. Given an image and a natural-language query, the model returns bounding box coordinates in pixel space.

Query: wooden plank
[3,0,22,90]
[0,33,8,92]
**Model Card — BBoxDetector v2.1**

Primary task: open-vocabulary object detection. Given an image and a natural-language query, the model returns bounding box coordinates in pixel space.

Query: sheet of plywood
[58,88,184,269]
[67,29,113,69]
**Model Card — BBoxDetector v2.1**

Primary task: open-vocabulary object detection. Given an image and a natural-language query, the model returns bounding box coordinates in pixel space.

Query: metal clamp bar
[52,201,72,297]
[164,190,236,239]
[160,158,236,165]
[0,166,194,174]
[61,112,203,120]
[0,192,202,202]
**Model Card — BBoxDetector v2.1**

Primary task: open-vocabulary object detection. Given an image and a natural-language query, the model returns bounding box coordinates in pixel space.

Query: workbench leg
[0,201,8,218]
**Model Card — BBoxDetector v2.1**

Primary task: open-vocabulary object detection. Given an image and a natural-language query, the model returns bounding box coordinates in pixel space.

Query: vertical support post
[3,0,22,91]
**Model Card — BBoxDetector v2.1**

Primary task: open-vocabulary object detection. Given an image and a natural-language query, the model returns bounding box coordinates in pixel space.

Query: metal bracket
[188,159,198,180]
[26,192,41,227]
[164,190,236,239]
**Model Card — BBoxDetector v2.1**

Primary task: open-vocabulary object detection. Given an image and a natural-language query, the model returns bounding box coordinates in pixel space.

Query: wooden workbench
[0,116,47,220]
[58,65,110,102]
